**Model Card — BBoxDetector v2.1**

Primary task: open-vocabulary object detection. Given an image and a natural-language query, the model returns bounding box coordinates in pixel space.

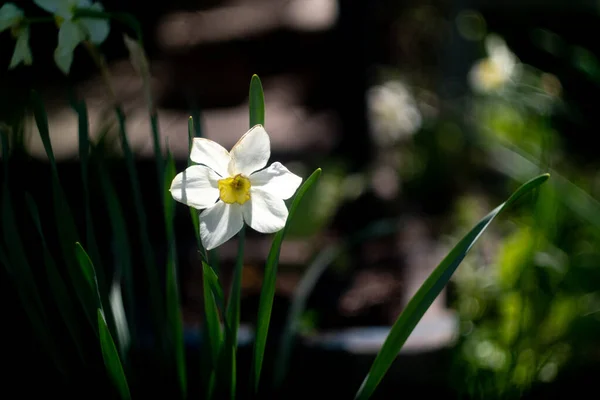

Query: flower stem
[24,16,55,24]
[83,41,118,108]
[224,225,245,399]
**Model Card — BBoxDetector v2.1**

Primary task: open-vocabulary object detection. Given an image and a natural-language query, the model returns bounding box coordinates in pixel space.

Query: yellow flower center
[478,59,505,89]
[218,174,251,205]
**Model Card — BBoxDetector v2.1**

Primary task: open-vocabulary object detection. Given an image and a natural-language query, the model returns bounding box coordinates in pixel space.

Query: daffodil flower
[34,0,110,74]
[170,125,303,250]
[469,34,519,93]
[0,3,32,69]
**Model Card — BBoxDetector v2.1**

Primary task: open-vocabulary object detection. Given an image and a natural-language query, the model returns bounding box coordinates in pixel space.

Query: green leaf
[202,261,224,372]
[73,98,105,292]
[98,309,131,400]
[252,168,322,393]
[354,173,550,400]
[223,226,245,399]
[114,106,164,334]
[25,193,87,363]
[31,91,94,325]
[249,74,265,127]
[164,149,187,397]
[75,242,103,311]
[94,158,137,347]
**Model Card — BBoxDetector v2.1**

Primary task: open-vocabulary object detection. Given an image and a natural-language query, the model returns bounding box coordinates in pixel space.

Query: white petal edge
[200,202,244,251]
[243,188,288,234]
[228,124,270,176]
[54,20,85,74]
[249,162,302,200]
[190,137,231,177]
[0,3,23,32]
[9,26,32,69]
[33,0,61,14]
[170,165,220,210]
[80,2,110,44]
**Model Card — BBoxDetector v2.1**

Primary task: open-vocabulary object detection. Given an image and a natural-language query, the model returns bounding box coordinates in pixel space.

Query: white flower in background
[170,125,303,250]
[0,3,32,69]
[34,0,110,74]
[367,80,422,147]
[469,34,519,93]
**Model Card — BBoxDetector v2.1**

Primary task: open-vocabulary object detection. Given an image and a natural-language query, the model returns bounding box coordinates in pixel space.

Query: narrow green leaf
[114,106,164,333]
[354,173,550,400]
[164,150,187,397]
[252,168,322,392]
[94,158,137,346]
[0,130,65,374]
[98,309,131,400]
[223,227,245,399]
[249,74,265,127]
[202,262,224,370]
[30,91,95,325]
[75,242,103,311]
[30,90,56,171]
[25,193,87,363]
[151,112,165,206]
[73,99,105,292]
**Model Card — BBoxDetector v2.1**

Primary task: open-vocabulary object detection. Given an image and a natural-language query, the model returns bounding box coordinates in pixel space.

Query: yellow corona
[218,174,251,205]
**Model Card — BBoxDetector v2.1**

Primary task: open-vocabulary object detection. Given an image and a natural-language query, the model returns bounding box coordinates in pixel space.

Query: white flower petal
[80,2,109,44]
[33,0,62,14]
[0,3,23,32]
[249,162,302,200]
[54,20,85,74]
[9,26,32,69]
[229,124,270,176]
[200,202,244,250]
[170,165,220,210]
[190,138,231,177]
[243,188,288,234]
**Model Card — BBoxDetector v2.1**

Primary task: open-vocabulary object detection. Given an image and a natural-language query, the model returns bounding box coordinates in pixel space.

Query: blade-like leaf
[94,158,137,346]
[354,173,550,400]
[252,168,322,392]
[223,226,245,399]
[114,106,164,334]
[202,261,224,371]
[31,91,95,325]
[98,309,131,400]
[73,98,104,291]
[75,242,103,312]
[249,74,265,127]
[26,193,87,362]
[164,150,187,397]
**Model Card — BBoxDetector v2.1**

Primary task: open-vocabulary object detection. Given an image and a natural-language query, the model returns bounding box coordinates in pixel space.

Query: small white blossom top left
[0,3,32,69]
[170,125,303,251]
[34,0,110,74]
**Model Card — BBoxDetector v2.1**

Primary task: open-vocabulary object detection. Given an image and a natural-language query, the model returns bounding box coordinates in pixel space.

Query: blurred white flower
[170,125,303,250]
[34,0,110,74]
[469,34,519,93]
[367,80,422,146]
[0,3,32,69]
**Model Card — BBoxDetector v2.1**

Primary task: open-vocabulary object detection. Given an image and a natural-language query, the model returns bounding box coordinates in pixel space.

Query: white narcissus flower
[170,125,303,250]
[34,0,110,74]
[469,34,519,93]
[367,80,422,147]
[0,3,32,69]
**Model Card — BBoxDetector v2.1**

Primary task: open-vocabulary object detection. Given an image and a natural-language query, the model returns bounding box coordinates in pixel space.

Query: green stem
[224,226,245,399]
